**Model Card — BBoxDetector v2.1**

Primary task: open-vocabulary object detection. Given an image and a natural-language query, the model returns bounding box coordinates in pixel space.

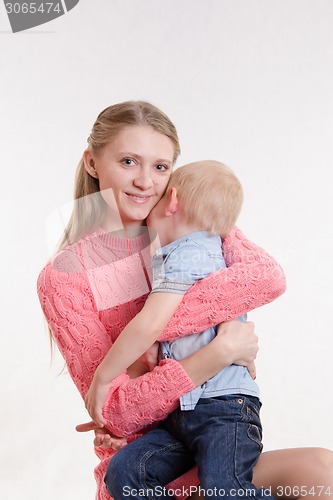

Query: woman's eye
[122,158,135,166]
[155,164,168,172]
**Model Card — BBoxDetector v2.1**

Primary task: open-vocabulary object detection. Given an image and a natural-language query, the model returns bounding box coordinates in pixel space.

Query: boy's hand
[76,421,128,450]
[85,378,110,428]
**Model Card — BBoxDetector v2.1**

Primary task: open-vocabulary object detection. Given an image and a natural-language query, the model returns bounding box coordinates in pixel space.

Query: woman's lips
[126,193,153,204]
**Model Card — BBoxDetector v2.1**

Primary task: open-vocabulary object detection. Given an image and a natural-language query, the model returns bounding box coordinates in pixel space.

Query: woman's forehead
[103,125,175,160]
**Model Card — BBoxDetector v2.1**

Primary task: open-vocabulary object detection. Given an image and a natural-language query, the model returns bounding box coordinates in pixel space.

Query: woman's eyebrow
[118,152,172,164]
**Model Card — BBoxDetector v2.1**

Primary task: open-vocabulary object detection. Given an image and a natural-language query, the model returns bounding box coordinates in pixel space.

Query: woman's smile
[125,192,154,204]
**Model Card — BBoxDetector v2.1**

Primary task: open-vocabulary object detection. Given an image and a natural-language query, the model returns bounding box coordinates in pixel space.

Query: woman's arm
[178,320,257,386]
[38,226,275,436]
[38,258,257,437]
[37,261,224,436]
[159,226,286,341]
[102,319,257,436]
[85,292,184,426]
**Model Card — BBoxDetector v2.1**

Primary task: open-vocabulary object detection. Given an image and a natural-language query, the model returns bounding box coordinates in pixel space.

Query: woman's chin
[123,210,151,226]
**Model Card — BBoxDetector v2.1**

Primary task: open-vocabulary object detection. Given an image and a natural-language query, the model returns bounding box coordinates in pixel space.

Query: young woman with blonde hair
[37,101,333,500]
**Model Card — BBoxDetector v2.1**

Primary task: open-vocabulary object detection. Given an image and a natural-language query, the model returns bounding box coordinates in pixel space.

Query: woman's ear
[83,150,99,178]
[165,187,179,216]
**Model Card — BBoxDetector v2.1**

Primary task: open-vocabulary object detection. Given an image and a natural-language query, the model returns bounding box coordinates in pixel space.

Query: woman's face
[85,125,175,227]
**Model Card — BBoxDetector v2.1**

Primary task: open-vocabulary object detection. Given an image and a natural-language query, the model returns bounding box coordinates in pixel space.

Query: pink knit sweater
[37,226,286,499]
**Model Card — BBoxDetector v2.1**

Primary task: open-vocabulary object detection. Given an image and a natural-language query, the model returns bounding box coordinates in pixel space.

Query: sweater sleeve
[37,226,285,437]
[37,262,195,437]
[158,226,286,341]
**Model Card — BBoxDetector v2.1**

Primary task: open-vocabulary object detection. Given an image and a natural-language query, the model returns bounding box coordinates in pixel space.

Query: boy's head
[147,160,243,239]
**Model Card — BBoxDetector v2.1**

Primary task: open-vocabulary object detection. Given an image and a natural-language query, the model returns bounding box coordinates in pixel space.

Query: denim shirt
[151,231,259,410]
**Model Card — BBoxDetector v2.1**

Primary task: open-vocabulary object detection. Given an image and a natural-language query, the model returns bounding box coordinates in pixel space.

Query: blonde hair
[58,101,180,250]
[167,160,243,237]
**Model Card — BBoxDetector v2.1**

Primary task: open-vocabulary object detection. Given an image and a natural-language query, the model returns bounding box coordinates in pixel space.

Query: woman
[37,101,333,499]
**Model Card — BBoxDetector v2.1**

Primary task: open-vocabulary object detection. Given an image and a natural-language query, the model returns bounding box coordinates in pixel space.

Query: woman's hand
[216,320,258,377]
[76,421,128,450]
[246,361,256,380]
[179,319,258,387]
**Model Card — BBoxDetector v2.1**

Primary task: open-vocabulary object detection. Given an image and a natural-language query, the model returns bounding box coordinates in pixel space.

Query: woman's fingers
[109,437,128,450]
[93,434,104,447]
[247,361,257,379]
[76,421,128,450]
[94,433,128,450]
[94,433,112,447]
[216,319,259,365]
[76,421,99,433]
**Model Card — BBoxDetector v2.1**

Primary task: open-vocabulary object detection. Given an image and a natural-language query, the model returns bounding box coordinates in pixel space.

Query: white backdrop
[1,1,333,498]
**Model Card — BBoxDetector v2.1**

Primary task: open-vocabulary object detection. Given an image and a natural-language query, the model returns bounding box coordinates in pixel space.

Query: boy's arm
[96,292,184,382]
[85,291,184,426]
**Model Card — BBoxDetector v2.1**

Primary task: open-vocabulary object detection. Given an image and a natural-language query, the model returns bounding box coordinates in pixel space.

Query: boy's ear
[164,187,179,216]
[83,149,99,178]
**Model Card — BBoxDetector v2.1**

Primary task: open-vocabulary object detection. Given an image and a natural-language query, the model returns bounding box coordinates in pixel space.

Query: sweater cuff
[102,360,196,436]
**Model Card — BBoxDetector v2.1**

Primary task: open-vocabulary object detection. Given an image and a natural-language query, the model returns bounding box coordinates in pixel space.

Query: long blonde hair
[58,101,181,250]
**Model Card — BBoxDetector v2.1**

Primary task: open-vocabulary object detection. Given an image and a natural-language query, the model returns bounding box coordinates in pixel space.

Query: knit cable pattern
[37,226,286,499]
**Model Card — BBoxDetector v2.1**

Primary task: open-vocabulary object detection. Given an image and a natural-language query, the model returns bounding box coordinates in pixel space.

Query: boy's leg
[105,425,195,500]
[168,396,274,500]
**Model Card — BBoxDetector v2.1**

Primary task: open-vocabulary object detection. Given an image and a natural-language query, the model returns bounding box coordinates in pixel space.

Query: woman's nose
[133,170,154,190]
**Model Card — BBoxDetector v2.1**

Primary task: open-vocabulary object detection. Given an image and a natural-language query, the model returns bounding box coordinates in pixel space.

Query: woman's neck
[100,219,147,239]
[100,211,147,238]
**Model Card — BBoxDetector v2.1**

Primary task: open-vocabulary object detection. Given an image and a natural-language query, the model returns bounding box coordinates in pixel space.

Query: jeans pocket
[245,398,263,452]
[247,423,263,453]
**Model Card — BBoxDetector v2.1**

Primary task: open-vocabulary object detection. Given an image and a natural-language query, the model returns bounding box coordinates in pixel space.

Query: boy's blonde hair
[167,160,243,237]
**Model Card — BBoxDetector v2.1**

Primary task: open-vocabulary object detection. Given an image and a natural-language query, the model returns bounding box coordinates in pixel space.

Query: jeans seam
[139,441,185,499]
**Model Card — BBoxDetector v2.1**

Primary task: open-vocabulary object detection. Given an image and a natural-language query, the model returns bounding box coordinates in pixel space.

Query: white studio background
[1,1,332,498]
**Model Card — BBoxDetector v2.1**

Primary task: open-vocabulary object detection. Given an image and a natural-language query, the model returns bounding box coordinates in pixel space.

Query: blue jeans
[105,395,274,500]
